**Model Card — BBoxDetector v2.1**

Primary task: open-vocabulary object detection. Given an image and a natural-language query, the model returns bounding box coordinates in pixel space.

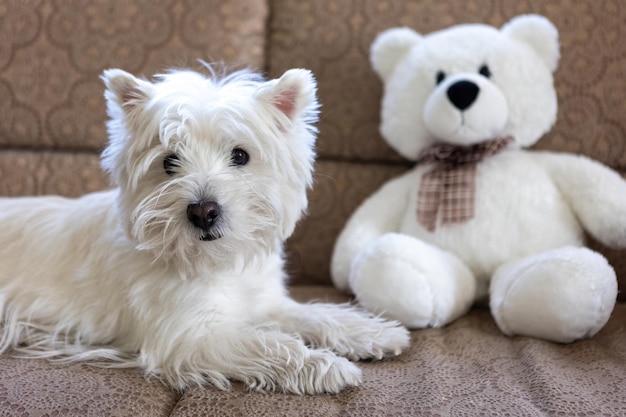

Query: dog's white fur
[0,66,409,394]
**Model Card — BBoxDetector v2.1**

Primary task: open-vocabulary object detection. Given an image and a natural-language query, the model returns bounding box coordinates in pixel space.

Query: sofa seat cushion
[3,285,623,416]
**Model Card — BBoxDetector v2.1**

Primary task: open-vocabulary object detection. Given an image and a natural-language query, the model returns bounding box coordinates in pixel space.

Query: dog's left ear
[101,69,155,114]
[255,69,319,125]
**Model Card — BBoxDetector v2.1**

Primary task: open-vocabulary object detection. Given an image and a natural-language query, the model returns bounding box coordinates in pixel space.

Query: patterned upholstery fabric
[1,287,625,416]
[0,357,178,416]
[0,0,267,195]
[0,0,625,415]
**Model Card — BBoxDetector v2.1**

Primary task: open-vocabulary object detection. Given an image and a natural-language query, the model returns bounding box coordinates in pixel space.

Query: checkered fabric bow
[415,136,514,232]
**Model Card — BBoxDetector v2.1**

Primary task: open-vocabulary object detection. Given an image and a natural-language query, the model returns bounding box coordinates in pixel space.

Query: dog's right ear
[255,69,319,127]
[101,69,155,113]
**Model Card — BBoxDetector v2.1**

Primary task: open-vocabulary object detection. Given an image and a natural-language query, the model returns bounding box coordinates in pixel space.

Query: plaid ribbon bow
[416,136,514,232]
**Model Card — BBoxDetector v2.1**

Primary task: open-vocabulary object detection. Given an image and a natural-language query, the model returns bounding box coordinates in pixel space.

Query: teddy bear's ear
[501,14,560,72]
[371,27,422,82]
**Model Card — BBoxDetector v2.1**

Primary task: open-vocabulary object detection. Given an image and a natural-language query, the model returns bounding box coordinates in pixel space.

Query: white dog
[0,66,409,394]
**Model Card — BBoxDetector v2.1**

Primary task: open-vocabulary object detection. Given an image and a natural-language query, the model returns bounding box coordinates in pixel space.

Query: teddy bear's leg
[348,233,476,329]
[490,246,617,343]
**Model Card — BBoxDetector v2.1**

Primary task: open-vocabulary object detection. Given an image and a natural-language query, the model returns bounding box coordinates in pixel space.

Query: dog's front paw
[337,316,411,361]
[245,349,362,395]
[298,350,362,394]
[288,303,411,362]
[367,319,411,361]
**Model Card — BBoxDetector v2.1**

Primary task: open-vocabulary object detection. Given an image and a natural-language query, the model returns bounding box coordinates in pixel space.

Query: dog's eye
[230,148,249,166]
[435,71,446,85]
[479,64,491,78]
[163,154,180,175]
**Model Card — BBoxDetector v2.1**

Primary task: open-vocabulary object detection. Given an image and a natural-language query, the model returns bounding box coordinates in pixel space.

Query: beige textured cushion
[2,287,625,416]
[0,356,177,416]
[171,288,626,416]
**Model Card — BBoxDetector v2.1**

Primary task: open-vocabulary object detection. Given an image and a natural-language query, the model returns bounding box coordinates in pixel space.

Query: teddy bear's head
[371,15,560,160]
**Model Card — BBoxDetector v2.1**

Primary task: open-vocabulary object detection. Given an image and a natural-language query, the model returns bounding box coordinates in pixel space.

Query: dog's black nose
[187,201,221,231]
[447,80,479,111]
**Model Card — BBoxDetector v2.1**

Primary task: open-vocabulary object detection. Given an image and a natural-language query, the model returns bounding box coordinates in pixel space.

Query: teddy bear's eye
[163,154,180,175]
[479,64,492,78]
[435,71,446,85]
[230,147,249,167]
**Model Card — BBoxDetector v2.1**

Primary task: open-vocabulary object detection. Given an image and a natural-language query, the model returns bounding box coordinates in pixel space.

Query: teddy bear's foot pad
[490,246,617,343]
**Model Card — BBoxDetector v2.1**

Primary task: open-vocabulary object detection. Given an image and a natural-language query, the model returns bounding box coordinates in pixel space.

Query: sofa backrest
[267,0,626,297]
[0,0,268,194]
[1,0,624,297]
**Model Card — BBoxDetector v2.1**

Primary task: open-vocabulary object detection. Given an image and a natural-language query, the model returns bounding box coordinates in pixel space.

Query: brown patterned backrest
[0,0,268,194]
[269,0,626,297]
[1,0,624,297]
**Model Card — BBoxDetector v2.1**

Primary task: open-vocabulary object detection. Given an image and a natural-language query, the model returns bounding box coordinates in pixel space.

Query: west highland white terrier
[0,66,409,394]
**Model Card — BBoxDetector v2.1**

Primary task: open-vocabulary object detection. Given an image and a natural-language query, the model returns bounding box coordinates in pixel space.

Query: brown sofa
[1,1,625,415]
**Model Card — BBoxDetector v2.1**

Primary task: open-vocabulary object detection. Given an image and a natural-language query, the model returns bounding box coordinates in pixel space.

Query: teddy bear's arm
[534,151,626,248]
[330,171,414,292]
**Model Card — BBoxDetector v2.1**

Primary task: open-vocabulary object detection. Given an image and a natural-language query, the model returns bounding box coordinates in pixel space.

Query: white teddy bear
[331,15,626,343]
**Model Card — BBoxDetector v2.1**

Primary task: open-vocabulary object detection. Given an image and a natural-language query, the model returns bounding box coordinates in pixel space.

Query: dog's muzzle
[187,201,222,241]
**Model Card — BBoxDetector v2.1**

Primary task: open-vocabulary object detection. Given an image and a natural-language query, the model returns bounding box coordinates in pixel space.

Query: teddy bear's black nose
[187,201,221,231]
[447,80,480,111]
